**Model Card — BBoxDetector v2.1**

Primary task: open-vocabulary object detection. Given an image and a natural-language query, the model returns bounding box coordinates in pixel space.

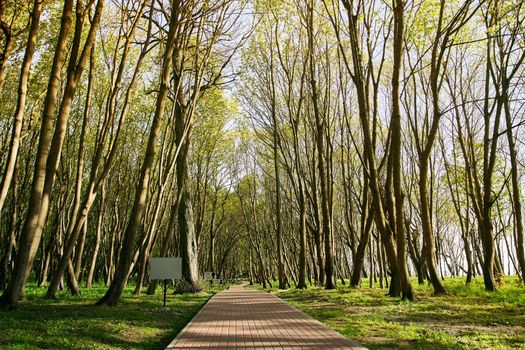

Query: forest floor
[0,281,225,349]
[257,276,525,349]
[1,278,523,349]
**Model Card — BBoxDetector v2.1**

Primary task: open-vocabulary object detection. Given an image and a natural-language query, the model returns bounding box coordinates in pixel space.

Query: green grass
[256,276,525,349]
[0,281,226,350]
[4,278,523,349]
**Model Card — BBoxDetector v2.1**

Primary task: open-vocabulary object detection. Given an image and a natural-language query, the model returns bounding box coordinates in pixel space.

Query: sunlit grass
[4,277,523,349]
[255,276,525,349]
[0,281,224,349]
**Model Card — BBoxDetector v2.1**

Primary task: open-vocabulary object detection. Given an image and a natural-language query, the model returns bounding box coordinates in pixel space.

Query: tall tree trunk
[350,206,373,287]
[73,222,87,282]
[391,0,415,301]
[0,0,43,216]
[0,0,74,309]
[417,0,453,296]
[479,25,502,291]
[297,185,308,289]
[340,0,401,297]
[419,161,447,294]
[87,184,105,288]
[503,82,525,282]
[97,0,179,306]
[175,104,200,292]
[269,56,286,289]
[0,171,17,291]
[134,187,165,296]
[29,0,103,290]
[42,0,108,299]
[306,0,335,289]
[311,179,325,285]
[46,0,150,298]
[0,0,13,93]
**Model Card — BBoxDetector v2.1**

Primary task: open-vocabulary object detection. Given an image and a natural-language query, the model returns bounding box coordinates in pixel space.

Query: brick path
[166,284,366,350]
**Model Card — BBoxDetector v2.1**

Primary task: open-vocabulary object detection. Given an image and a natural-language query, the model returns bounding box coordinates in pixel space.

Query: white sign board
[150,257,182,280]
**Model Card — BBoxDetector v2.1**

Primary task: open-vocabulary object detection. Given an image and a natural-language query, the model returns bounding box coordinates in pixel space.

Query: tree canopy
[0,0,524,310]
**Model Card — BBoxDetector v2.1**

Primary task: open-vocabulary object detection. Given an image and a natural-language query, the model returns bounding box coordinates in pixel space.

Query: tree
[97,0,179,306]
[0,0,43,228]
[391,0,415,300]
[1,0,104,309]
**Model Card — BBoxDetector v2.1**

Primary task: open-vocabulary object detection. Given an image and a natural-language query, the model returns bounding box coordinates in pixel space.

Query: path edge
[164,292,214,349]
[272,291,368,350]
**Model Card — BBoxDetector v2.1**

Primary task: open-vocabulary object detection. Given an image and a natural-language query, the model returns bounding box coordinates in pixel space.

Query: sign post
[163,279,167,307]
[150,257,182,307]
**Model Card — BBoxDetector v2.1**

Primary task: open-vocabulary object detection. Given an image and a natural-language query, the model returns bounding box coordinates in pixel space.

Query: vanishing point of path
[166,284,366,350]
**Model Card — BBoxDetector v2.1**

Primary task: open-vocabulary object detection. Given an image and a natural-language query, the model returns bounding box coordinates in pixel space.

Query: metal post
[163,279,167,307]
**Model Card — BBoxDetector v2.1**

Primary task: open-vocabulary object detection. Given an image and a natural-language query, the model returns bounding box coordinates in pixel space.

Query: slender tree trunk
[97,1,179,306]
[341,0,401,297]
[209,231,216,272]
[0,0,43,216]
[479,29,502,291]
[30,0,103,292]
[65,260,80,295]
[73,222,87,282]
[306,0,335,289]
[106,226,116,286]
[87,184,105,288]
[38,239,52,287]
[297,186,307,289]
[503,84,525,282]
[391,0,414,301]
[480,219,496,290]
[376,235,384,289]
[311,186,325,285]
[42,0,107,299]
[350,209,373,287]
[0,171,17,291]
[0,0,13,93]
[47,0,149,298]
[419,162,447,294]
[134,192,164,295]
[270,59,286,289]
[0,0,74,309]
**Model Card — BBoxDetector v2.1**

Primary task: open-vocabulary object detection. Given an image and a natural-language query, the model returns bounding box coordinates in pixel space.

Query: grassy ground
[0,281,226,350]
[257,276,525,350]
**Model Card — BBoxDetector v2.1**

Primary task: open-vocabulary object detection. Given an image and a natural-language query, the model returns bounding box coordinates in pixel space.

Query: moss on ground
[0,282,226,349]
[264,276,525,349]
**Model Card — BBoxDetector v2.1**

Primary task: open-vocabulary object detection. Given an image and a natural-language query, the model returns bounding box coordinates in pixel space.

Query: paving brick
[166,284,366,349]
